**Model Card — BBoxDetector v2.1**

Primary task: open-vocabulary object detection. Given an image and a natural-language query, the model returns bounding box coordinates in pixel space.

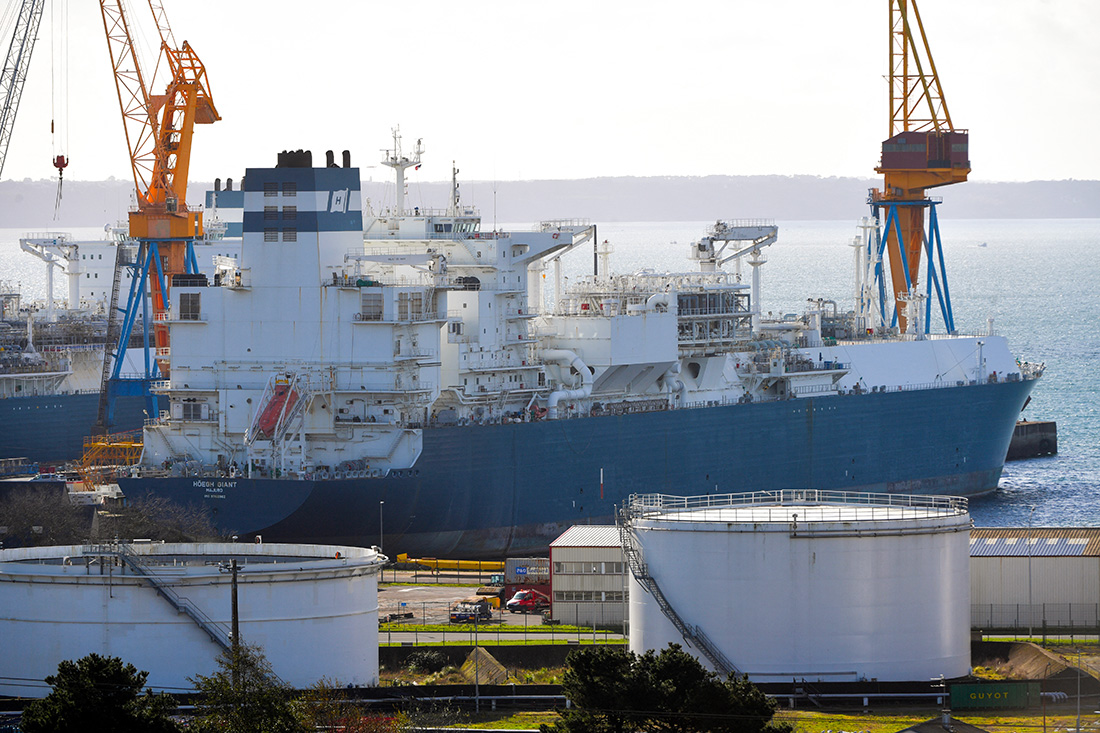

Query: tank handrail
[624,489,968,520]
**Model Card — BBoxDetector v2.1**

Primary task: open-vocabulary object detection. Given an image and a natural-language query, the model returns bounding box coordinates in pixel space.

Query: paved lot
[379,582,488,624]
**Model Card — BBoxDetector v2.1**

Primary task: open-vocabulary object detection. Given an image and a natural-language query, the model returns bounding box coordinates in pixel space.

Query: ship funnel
[343,150,351,168]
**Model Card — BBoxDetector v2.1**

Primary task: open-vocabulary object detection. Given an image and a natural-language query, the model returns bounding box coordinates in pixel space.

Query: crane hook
[53,155,69,216]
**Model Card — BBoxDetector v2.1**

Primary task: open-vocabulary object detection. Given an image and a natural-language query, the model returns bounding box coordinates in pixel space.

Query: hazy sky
[2,0,1097,186]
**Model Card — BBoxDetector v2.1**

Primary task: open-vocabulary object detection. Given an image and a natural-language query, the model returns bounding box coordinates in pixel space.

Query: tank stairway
[617,503,739,677]
[88,542,232,652]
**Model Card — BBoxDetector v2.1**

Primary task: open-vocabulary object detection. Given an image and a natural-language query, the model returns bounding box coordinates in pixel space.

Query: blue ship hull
[119,379,1033,557]
[0,393,154,465]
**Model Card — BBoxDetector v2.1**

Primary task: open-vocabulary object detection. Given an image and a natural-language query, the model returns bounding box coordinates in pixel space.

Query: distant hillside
[1,175,1097,228]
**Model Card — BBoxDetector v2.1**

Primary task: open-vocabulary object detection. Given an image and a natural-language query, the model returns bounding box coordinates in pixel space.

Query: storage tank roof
[626,489,968,527]
[0,541,386,578]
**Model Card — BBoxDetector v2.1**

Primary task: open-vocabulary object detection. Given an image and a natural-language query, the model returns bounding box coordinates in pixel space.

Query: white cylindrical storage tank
[626,490,970,682]
[0,542,386,697]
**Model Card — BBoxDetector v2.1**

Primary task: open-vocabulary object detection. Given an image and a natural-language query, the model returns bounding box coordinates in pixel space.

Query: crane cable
[50,0,68,216]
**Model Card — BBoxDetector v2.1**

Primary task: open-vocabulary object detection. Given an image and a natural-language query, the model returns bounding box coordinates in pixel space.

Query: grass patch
[379,622,619,634]
[381,638,625,647]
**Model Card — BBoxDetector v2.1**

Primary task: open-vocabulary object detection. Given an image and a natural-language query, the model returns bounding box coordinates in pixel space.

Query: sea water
[2,218,1097,526]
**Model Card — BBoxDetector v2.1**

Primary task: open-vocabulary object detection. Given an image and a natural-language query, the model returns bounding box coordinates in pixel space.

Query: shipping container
[950,682,1040,709]
[505,557,550,584]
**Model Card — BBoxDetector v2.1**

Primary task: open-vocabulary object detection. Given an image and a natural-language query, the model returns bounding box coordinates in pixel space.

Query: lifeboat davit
[257,383,299,438]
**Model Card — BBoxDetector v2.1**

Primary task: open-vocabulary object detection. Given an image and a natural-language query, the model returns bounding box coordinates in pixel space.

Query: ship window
[360,292,382,321]
[182,402,203,420]
[435,224,444,233]
[282,205,297,220]
[264,206,278,220]
[264,228,278,242]
[99,254,102,259]
[282,228,297,242]
[264,182,278,197]
[282,182,297,197]
[179,293,201,321]
[444,223,453,232]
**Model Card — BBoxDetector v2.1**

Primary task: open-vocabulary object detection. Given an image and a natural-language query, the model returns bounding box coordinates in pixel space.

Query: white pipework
[658,362,686,404]
[554,258,562,310]
[542,348,593,419]
[646,292,672,313]
[628,292,673,314]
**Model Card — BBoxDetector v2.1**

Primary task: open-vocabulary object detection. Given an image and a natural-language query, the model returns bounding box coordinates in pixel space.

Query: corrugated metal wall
[550,546,627,629]
[970,556,1100,605]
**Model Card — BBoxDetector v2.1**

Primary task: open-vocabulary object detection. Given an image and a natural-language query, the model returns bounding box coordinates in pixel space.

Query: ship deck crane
[93,0,219,432]
[869,0,967,334]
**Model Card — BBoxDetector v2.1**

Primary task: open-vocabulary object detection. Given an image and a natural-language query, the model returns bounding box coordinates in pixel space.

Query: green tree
[21,653,180,733]
[294,677,407,733]
[543,644,793,733]
[189,643,304,733]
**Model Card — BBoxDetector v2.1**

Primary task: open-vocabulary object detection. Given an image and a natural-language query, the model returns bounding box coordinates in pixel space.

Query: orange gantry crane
[870,0,967,333]
[93,0,219,434]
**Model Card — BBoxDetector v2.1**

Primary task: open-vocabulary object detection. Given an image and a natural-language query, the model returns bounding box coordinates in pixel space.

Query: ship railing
[394,348,437,360]
[352,310,440,324]
[790,383,843,396]
[707,218,775,231]
[623,489,968,522]
[539,218,592,230]
[829,331,995,346]
[20,231,74,242]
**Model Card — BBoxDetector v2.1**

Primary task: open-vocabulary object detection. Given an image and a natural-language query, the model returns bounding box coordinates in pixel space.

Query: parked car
[449,598,493,623]
[505,589,550,614]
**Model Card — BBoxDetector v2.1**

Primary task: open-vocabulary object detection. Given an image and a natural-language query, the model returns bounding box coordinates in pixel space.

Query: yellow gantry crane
[99,0,219,378]
[871,0,967,333]
[82,1,219,479]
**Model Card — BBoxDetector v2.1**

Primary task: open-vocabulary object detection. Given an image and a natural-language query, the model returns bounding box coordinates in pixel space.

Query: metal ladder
[617,503,739,677]
[98,542,232,652]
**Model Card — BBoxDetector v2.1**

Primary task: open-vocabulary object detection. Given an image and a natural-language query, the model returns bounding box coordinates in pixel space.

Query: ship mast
[449,161,460,216]
[381,126,422,216]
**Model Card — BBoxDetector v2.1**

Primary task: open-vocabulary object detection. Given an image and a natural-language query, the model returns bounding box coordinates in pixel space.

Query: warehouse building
[970,527,1100,634]
[550,525,627,630]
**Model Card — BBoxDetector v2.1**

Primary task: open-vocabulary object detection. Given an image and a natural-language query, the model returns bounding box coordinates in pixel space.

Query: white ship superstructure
[123,137,1040,557]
